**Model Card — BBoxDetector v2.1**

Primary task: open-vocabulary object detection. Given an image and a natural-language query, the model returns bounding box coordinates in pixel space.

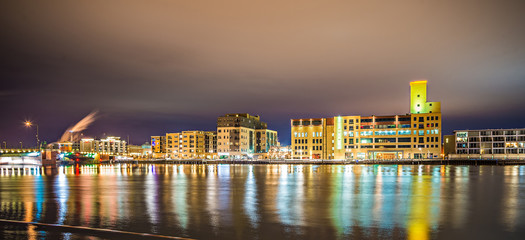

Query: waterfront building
[128,144,151,158]
[443,135,455,158]
[291,80,442,160]
[217,113,278,159]
[80,139,96,152]
[204,131,218,157]
[255,129,278,153]
[448,129,525,160]
[80,136,127,155]
[150,135,166,158]
[166,131,217,159]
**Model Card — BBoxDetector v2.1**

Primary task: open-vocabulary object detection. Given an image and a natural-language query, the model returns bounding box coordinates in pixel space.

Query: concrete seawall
[103,159,525,166]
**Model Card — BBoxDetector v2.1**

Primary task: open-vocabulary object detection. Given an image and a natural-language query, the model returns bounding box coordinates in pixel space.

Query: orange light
[24,121,32,127]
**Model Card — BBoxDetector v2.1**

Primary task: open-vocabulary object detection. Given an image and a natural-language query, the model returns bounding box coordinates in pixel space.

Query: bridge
[0,149,43,166]
[0,148,41,155]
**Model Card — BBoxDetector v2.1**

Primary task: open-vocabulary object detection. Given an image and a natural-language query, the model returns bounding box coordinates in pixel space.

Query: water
[1,164,525,239]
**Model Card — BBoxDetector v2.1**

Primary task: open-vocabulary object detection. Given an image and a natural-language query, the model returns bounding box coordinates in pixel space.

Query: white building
[80,136,127,155]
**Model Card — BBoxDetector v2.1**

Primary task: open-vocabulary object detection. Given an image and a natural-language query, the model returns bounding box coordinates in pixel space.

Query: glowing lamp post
[24,121,40,149]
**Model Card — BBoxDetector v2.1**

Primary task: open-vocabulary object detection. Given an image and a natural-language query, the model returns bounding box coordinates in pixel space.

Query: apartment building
[291,80,442,160]
[448,129,525,160]
[217,113,278,159]
[150,135,166,158]
[165,131,217,159]
[79,136,127,155]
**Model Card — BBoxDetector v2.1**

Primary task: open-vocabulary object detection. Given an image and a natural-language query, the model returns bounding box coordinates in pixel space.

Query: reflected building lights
[145,173,160,230]
[244,165,259,228]
[502,166,520,231]
[55,174,69,225]
[171,166,189,232]
[1,164,524,239]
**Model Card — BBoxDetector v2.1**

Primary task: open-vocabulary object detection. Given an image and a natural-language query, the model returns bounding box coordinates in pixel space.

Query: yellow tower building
[410,80,441,114]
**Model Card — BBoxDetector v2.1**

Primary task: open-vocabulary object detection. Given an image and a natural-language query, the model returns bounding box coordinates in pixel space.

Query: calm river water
[1,164,525,239]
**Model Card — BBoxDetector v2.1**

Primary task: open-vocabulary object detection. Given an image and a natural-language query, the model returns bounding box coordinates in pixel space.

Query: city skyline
[2,0,525,146]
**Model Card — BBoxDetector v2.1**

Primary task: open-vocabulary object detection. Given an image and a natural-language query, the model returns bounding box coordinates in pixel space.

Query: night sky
[1,0,525,147]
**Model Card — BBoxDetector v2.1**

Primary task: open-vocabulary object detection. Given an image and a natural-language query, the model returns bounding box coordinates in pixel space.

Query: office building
[291,80,442,160]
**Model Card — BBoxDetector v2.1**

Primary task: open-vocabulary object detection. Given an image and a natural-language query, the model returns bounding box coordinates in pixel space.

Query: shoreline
[103,159,525,166]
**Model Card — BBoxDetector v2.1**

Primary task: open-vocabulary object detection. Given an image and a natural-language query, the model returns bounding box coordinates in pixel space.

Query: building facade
[255,129,278,153]
[291,80,442,160]
[449,129,525,160]
[80,136,127,155]
[165,131,217,159]
[150,136,166,158]
[217,113,278,159]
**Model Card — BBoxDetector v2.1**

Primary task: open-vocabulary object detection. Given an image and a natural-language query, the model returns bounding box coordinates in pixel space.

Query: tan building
[166,131,217,159]
[217,113,278,159]
[291,80,442,160]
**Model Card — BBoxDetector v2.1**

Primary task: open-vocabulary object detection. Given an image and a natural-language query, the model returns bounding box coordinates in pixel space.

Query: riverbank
[102,159,525,166]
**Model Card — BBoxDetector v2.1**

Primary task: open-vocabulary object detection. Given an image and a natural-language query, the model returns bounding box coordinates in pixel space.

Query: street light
[24,120,40,149]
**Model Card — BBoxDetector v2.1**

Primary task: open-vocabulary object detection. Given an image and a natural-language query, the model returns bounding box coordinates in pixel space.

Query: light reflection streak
[145,173,160,230]
[330,165,354,236]
[55,174,69,225]
[407,174,432,240]
[502,166,519,231]
[244,165,258,228]
[206,165,220,233]
[451,166,468,229]
[172,166,188,231]
[372,165,383,225]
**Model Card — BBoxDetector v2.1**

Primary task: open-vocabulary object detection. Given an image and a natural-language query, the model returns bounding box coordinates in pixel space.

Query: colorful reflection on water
[1,164,525,239]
